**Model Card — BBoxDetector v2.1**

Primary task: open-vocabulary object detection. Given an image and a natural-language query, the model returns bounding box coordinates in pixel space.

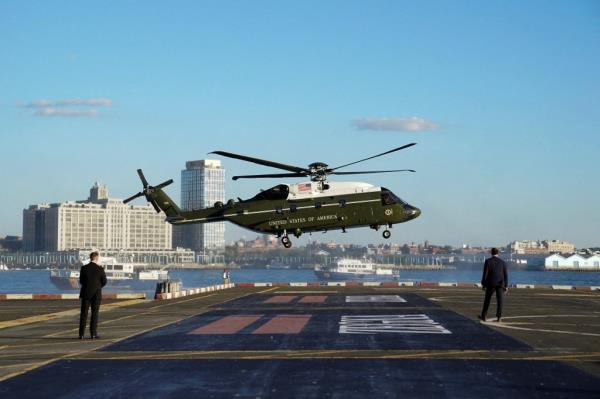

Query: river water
[0,269,598,299]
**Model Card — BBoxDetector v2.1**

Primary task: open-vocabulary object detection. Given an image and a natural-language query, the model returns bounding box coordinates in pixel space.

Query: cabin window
[315,202,322,209]
[290,204,297,213]
[113,265,123,271]
[251,184,290,201]
[275,206,283,214]
[381,187,407,206]
[339,199,347,208]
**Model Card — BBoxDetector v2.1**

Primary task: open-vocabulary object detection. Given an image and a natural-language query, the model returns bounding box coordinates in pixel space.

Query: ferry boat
[314,258,399,280]
[49,258,169,290]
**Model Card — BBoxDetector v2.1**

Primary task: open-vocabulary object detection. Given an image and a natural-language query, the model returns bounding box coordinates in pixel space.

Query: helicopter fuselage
[161,181,420,239]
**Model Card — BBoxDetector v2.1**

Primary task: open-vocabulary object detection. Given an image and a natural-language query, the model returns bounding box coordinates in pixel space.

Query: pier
[1,284,599,397]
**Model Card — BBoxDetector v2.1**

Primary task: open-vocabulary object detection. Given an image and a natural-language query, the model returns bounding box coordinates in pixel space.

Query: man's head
[90,251,99,263]
[491,248,499,256]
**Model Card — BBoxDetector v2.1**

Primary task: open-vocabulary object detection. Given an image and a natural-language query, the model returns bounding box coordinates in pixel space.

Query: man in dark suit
[479,247,508,322]
[78,251,107,339]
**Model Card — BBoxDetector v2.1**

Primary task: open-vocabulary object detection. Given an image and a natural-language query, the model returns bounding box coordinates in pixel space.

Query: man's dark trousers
[481,286,504,319]
[79,292,101,337]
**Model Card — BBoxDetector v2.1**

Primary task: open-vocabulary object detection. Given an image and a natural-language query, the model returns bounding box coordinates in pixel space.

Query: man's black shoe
[477,315,486,322]
[78,335,84,340]
[91,335,100,339]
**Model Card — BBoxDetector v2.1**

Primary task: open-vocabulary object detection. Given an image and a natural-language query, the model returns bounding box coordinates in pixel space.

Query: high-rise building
[23,183,172,252]
[174,160,225,259]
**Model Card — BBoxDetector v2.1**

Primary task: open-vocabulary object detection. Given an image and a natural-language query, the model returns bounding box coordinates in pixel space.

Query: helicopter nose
[403,204,421,219]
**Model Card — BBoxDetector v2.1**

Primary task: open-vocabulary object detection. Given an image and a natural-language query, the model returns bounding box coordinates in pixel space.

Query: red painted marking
[298,295,328,303]
[32,294,62,300]
[263,296,297,304]
[382,282,400,287]
[419,282,438,287]
[307,282,321,286]
[235,283,255,287]
[188,315,262,335]
[252,315,311,334]
[272,282,290,287]
[0,294,6,300]
[458,283,477,288]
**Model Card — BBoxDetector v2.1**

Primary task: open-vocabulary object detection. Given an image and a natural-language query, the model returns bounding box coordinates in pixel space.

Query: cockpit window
[381,187,406,205]
[251,184,289,201]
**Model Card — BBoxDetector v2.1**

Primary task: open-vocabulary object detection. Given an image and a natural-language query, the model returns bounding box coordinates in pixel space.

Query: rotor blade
[232,173,307,181]
[123,192,144,204]
[210,151,307,173]
[329,143,417,171]
[331,169,416,176]
[137,169,149,188]
[154,179,174,190]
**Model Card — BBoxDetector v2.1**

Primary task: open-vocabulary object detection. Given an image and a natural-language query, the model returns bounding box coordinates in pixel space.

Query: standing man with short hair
[78,251,107,339]
[479,247,508,322]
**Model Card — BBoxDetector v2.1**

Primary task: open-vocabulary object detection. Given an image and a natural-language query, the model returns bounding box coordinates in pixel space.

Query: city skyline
[1,1,599,247]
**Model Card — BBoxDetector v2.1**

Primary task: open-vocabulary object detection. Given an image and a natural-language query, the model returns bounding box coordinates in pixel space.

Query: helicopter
[123,143,421,248]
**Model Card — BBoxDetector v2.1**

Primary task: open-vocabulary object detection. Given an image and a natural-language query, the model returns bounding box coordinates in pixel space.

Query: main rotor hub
[308,162,329,182]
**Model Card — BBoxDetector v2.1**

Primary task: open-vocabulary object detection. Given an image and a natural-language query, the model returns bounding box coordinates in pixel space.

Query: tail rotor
[123,169,173,213]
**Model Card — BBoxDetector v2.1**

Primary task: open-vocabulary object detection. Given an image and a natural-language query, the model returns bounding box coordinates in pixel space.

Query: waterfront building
[545,240,576,254]
[22,183,172,252]
[510,240,548,255]
[174,160,225,263]
[510,240,576,255]
[545,254,600,270]
[0,236,23,252]
[0,247,196,267]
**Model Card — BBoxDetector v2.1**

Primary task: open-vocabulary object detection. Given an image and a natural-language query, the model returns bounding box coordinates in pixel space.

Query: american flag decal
[298,183,312,192]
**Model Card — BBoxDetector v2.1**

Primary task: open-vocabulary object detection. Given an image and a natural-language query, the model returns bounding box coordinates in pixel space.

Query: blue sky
[1,1,599,247]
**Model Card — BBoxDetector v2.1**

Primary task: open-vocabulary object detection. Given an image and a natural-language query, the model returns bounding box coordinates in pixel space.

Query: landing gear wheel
[281,236,292,248]
[382,229,391,239]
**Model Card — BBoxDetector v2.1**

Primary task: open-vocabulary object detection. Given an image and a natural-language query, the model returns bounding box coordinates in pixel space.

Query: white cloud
[353,117,438,132]
[21,98,112,108]
[35,108,98,117]
[17,98,112,117]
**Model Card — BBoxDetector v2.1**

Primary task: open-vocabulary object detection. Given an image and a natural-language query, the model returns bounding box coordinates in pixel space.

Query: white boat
[49,257,169,290]
[314,258,399,280]
[0,263,9,271]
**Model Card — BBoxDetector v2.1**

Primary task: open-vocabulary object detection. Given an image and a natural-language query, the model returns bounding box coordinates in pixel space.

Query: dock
[1,284,599,397]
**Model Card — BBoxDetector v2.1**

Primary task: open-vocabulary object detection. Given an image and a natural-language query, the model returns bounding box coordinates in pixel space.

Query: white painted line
[339,314,451,335]
[6,294,33,300]
[290,282,308,287]
[362,282,381,287]
[438,282,457,287]
[552,285,574,290]
[516,284,535,289]
[346,295,407,303]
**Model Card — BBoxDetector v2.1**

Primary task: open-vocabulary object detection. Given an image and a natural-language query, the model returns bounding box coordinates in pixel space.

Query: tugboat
[314,258,399,280]
[49,257,169,290]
